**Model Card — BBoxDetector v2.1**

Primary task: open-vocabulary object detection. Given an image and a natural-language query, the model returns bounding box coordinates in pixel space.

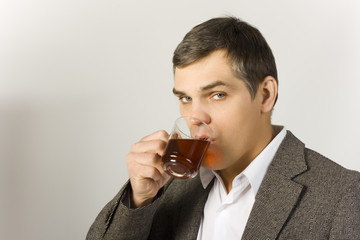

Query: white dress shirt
[196,127,287,240]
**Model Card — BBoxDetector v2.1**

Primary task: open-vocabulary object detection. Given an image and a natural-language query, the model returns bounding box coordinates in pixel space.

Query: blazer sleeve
[86,181,163,240]
[329,172,360,240]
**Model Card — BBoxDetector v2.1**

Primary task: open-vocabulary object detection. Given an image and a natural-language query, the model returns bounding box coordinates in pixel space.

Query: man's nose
[189,102,211,125]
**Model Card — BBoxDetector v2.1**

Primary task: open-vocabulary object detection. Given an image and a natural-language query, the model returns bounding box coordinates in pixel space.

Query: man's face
[173,50,269,173]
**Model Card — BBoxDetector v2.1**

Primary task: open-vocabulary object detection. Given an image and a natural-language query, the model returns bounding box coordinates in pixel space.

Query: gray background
[1,0,359,239]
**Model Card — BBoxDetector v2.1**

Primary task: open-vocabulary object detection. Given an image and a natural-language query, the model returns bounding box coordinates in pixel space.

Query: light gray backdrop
[1,0,359,239]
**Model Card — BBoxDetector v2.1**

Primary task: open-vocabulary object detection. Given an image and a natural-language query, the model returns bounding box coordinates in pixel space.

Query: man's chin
[202,149,223,170]
[201,159,222,170]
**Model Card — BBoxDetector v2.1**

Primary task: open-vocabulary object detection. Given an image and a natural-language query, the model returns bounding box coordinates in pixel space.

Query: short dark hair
[173,16,278,103]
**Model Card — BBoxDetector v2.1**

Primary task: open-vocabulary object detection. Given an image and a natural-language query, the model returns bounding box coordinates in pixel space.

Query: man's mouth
[199,137,210,141]
[196,135,211,141]
[196,136,216,146]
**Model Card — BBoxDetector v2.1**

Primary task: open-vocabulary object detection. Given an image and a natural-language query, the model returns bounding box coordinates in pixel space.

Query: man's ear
[259,76,278,113]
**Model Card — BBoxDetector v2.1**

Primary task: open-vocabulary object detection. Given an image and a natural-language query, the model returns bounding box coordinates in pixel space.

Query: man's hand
[126,130,171,208]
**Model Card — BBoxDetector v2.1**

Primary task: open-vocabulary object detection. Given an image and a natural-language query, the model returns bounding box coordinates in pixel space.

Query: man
[86,17,360,240]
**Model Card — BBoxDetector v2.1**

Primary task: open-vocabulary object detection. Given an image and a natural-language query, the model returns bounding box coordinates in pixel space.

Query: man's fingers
[130,139,168,156]
[132,164,164,182]
[140,130,169,142]
[125,130,171,207]
[127,152,167,176]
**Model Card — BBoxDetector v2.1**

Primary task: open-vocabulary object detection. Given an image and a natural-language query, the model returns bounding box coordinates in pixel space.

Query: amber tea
[162,138,210,179]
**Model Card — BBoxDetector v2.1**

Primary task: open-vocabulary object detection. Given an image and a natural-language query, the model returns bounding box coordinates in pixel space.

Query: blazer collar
[242,130,308,240]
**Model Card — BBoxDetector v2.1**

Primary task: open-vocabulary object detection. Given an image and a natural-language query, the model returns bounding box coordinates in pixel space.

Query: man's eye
[213,93,226,100]
[180,96,192,103]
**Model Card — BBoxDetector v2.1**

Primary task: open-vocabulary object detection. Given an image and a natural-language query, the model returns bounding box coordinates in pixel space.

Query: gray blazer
[86,131,360,239]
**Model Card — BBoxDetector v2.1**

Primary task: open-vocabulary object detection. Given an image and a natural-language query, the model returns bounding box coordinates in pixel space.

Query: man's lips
[197,137,216,146]
[195,135,214,142]
[196,134,210,140]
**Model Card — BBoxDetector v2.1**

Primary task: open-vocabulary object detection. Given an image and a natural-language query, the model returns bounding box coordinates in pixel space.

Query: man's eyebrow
[172,80,230,96]
[201,80,228,91]
[172,88,185,96]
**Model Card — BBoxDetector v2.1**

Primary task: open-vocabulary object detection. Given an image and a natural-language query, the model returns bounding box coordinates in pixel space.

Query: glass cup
[161,116,213,180]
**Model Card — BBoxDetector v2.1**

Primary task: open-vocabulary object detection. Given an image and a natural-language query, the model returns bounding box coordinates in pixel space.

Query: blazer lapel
[174,176,214,240]
[242,131,308,240]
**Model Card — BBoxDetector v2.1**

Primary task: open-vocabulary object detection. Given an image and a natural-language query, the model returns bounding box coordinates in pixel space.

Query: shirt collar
[199,126,287,195]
